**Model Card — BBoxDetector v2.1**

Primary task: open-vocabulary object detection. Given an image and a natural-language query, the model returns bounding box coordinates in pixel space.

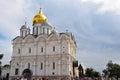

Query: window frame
[29,48,31,53]
[15,68,19,75]
[18,49,20,54]
[53,62,55,70]
[53,46,55,52]
[41,62,43,70]
[41,47,43,53]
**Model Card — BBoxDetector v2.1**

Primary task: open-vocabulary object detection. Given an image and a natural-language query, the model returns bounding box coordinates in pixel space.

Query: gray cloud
[0,0,120,72]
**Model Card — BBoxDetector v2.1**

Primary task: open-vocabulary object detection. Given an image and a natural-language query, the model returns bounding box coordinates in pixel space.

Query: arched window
[18,49,20,54]
[15,68,19,75]
[29,48,31,53]
[47,28,49,34]
[43,28,45,34]
[21,31,23,37]
[53,62,55,70]
[41,62,43,70]
[41,47,43,52]
[28,63,30,68]
[25,31,27,35]
[53,46,55,52]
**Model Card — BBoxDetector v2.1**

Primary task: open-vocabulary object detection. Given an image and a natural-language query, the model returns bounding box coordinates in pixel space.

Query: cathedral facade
[10,7,78,80]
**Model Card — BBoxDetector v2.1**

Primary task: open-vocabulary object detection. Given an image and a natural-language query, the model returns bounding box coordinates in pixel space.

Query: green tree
[85,68,94,78]
[94,71,101,77]
[103,61,120,79]
[103,69,108,77]
[3,64,10,68]
[0,54,3,59]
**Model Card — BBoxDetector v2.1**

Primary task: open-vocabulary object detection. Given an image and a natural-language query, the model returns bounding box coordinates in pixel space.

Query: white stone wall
[10,31,77,78]
[2,67,10,78]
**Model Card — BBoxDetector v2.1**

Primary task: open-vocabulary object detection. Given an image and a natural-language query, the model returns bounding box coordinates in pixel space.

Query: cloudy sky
[0,0,120,72]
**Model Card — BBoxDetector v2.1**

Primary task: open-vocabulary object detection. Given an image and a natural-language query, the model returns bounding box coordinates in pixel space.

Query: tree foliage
[94,71,100,77]
[85,68,94,78]
[85,68,101,78]
[3,64,10,68]
[0,54,3,59]
[103,61,120,79]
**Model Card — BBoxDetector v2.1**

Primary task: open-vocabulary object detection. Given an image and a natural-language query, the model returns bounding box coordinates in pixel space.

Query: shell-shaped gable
[12,37,23,44]
[60,33,69,40]
[36,34,46,42]
[48,33,59,41]
[24,35,35,43]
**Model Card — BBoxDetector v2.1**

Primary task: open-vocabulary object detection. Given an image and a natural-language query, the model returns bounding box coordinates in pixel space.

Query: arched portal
[22,68,32,80]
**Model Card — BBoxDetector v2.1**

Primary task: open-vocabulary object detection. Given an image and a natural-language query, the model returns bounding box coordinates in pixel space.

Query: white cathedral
[10,7,78,80]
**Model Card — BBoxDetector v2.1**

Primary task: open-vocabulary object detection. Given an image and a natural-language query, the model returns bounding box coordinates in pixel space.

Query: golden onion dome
[33,7,48,25]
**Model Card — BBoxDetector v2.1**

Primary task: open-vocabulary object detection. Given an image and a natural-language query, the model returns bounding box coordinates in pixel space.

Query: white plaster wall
[2,67,10,78]
[10,32,77,78]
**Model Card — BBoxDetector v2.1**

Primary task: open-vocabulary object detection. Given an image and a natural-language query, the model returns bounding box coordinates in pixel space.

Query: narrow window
[17,63,19,66]
[53,62,55,70]
[28,63,30,68]
[21,31,23,37]
[33,27,34,34]
[41,47,43,52]
[53,46,55,52]
[15,68,19,75]
[41,62,43,70]
[43,28,45,34]
[25,31,27,35]
[47,28,49,34]
[29,48,31,53]
[36,26,38,35]
[18,49,20,54]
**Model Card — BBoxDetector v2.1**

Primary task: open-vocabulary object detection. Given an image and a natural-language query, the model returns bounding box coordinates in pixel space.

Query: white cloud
[81,0,120,14]
[0,0,120,71]
[81,0,104,3]
[77,50,106,71]
[0,0,34,38]
[0,0,34,64]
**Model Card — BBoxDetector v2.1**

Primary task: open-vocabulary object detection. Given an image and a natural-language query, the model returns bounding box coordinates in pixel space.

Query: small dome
[21,25,27,29]
[20,21,29,29]
[33,8,48,25]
